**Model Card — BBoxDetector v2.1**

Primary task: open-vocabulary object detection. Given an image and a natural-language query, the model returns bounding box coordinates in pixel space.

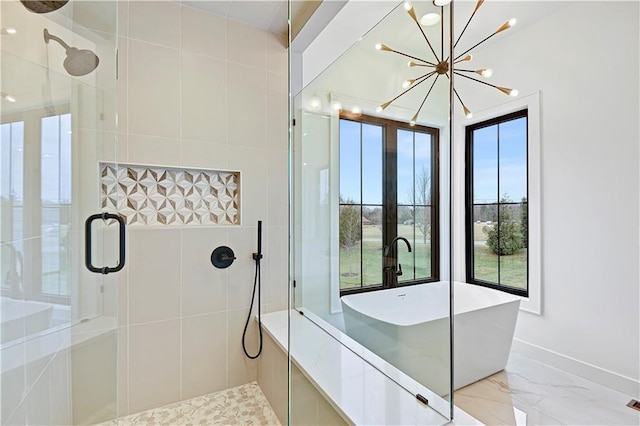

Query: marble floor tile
[454,352,640,426]
[98,382,280,426]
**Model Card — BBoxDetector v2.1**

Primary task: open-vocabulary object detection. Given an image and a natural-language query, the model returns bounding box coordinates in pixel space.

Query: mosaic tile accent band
[100,162,240,226]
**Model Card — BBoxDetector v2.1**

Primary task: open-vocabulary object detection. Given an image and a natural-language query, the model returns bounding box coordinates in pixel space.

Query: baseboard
[512,338,640,398]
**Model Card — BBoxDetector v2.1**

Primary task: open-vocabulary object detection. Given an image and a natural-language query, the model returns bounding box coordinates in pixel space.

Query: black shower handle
[85,212,126,274]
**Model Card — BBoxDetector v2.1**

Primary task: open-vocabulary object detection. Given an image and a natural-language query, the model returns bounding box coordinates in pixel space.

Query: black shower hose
[242,257,263,359]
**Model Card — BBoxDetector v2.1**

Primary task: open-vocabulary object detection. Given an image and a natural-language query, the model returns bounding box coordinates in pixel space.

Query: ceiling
[183,0,323,36]
[302,1,571,119]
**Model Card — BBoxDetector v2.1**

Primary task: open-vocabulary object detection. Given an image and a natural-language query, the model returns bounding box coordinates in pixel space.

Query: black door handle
[85,213,126,274]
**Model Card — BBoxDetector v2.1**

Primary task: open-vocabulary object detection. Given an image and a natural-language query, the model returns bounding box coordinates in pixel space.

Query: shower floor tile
[102,382,280,425]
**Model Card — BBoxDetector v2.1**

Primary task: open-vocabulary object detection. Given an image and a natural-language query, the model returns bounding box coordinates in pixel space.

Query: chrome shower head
[21,1,68,13]
[44,28,100,76]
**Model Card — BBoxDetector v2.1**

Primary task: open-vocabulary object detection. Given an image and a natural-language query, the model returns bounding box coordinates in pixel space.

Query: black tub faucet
[383,236,412,277]
[384,236,412,256]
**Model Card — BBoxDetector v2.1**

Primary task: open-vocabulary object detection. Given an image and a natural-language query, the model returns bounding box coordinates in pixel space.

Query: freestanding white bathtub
[341,281,520,395]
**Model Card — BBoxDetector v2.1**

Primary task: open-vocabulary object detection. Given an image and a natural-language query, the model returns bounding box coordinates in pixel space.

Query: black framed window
[339,113,439,295]
[465,109,528,297]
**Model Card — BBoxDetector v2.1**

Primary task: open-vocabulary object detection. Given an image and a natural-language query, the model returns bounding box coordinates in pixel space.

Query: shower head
[44,28,100,76]
[21,1,68,13]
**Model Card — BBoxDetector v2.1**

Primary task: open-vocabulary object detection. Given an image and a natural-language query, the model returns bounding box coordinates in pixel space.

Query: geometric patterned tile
[100,162,240,226]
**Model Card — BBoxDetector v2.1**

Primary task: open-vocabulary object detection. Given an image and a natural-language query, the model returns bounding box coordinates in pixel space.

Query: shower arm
[44,28,71,51]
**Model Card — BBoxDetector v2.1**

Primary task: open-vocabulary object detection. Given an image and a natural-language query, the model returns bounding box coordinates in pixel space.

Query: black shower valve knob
[211,246,236,269]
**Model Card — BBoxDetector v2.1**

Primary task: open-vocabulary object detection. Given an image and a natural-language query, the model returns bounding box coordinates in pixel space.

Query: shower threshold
[98,382,280,425]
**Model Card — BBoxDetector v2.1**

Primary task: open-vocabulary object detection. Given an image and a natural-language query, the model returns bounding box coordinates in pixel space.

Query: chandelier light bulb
[408,61,416,67]
[495,18,517,34]
[375,43,382,50]
[351,106,362,115]
[376,106,383,113]
[4,94,17,103]
[433,0,451,6]
[403,2,412,11]
[509,89,519,97]
[463,105,473,119]
[402,80,412,89]
[309,96,322,110]
[478,68,493,78]
[2,27,17,35]
[331,101,342,111]
[409,120,416,126]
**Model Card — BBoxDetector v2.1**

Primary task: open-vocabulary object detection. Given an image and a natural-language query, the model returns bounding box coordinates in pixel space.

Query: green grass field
[340,225,432,290]
[473,245,527,290]
[340,223,526,291]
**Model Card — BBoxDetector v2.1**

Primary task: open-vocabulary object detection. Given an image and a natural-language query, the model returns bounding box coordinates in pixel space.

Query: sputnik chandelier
[375,0,518,124]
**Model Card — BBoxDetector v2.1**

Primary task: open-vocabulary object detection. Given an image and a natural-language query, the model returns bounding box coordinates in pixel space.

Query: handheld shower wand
[242,220,264,359]
[253,221,263,263]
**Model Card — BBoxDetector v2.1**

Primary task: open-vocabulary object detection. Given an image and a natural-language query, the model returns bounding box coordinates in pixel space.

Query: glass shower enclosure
[290,0,454,423]
[1,0,120,423]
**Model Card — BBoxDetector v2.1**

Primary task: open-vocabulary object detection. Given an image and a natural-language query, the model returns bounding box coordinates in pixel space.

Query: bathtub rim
[340,280,521,327]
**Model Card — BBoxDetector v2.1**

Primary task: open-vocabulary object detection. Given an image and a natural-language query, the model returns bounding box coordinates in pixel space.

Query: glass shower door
[290,0,453,423]
[1,0,120,424]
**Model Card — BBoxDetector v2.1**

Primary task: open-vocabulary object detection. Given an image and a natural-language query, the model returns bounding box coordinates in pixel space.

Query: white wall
[113,0,289,415]
[452,1,639,396]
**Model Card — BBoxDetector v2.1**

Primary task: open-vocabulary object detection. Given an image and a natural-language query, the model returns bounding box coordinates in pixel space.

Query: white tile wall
[128,1,181,48]
[115,0,289,416]
[181,312,228,400]
[226,63,268,148]
[181,52,228,144]
[180,6,227,60]
[128,319,181,414]
[227,20,268,69]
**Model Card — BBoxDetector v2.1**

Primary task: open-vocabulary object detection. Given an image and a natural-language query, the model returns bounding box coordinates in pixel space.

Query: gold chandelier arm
[453,54,472,64]
[453,0,484,49]
[453,71,517,96]
[378,71,437,111]
[406,4,440,61]
[455,68,492,77]
[410,74,441,124]
[453,88,473,118]
[409,61,436,68]
[379,43,437,67]
[406,71,437,88]
[454,19,515,61]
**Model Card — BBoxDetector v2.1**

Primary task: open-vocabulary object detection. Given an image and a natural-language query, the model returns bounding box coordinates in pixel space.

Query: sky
[339,116,527,206]
[472,116,527,204]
